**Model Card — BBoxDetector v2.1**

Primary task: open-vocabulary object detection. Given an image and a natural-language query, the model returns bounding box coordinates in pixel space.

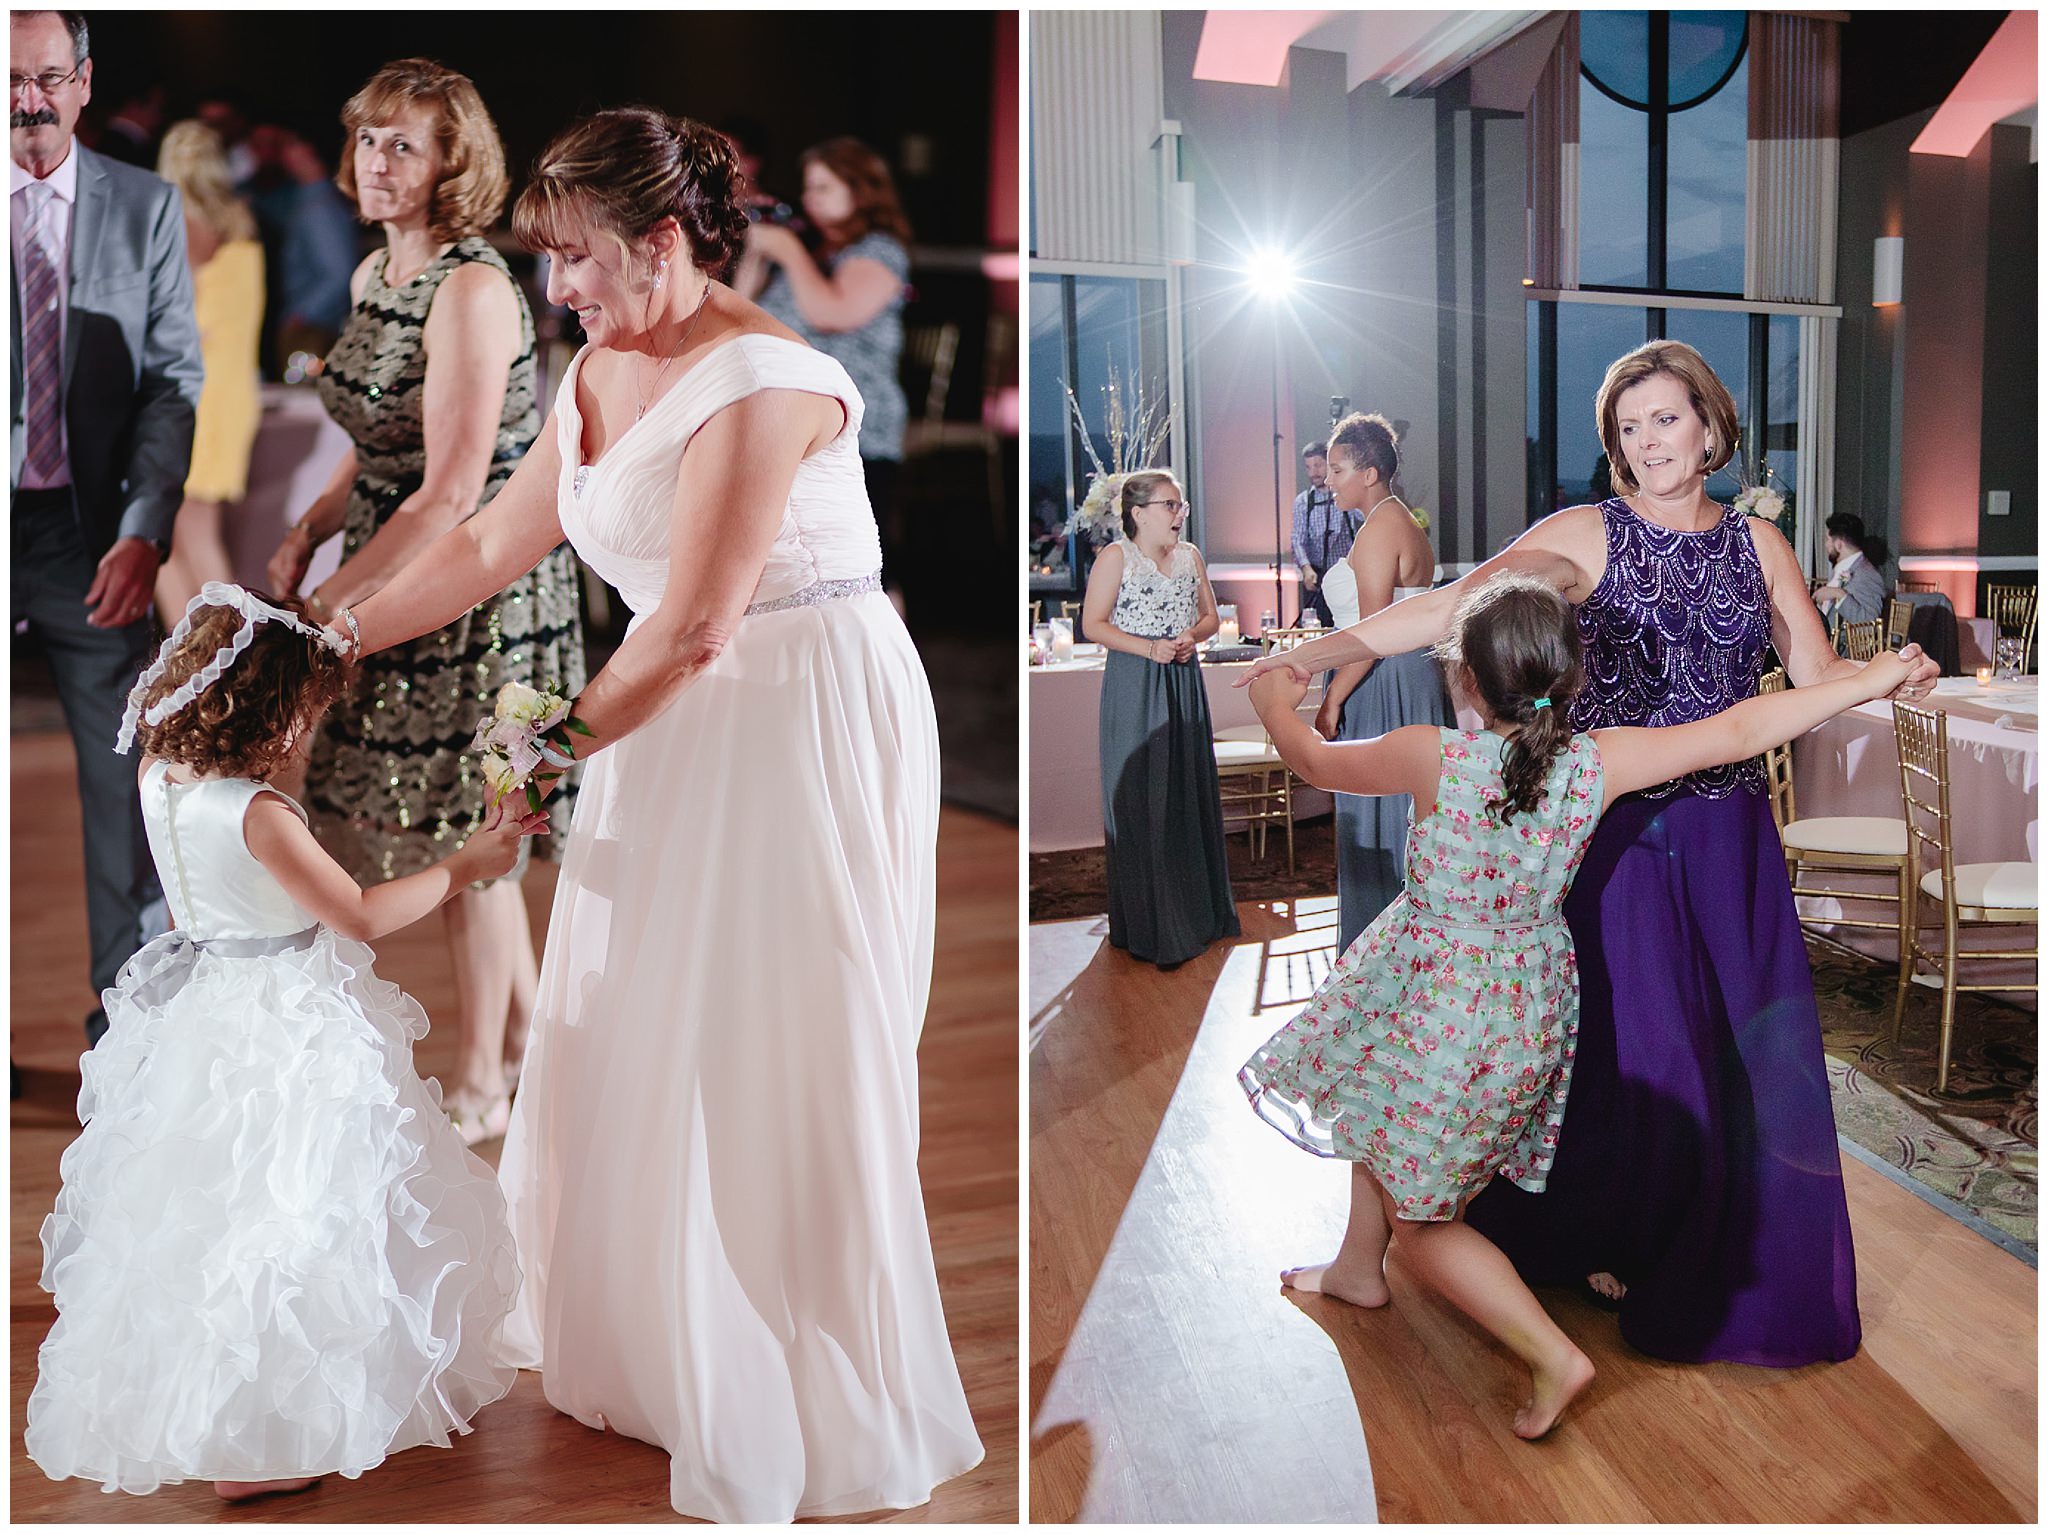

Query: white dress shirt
[1826,548,1864,588]
[12,142,79,488]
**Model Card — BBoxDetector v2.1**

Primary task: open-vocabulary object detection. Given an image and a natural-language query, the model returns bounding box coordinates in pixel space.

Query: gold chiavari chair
[1884,596,1914,652]
[1756,669,1913,1010]
[1891,701,2038,1093]
[1213,628,1320,873]
[1894,578,1939,594]
[1838,618,1883,662]
[1259,626,1322,653]
[1029,601,1042,628]
[1984,583,2038,670]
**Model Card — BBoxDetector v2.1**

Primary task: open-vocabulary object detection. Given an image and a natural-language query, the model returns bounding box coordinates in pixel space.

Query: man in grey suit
[1813,512,1891,630]
[12,10,201,1045]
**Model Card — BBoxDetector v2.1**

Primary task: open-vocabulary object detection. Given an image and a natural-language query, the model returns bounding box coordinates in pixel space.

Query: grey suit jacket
[10,143,203,557]
[1832,554,1888,627]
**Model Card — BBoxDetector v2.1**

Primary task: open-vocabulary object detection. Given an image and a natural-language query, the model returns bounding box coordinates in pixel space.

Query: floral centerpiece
[1733,461,1793,543]
[1063,360,1178,549]
[471,681,591,813]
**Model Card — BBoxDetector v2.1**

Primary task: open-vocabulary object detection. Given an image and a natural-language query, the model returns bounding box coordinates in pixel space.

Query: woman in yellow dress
[154,121,266,618]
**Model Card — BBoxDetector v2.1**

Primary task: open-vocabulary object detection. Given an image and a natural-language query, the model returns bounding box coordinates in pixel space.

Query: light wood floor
[1030,897,2036,1523]
[10,728,1019,1523]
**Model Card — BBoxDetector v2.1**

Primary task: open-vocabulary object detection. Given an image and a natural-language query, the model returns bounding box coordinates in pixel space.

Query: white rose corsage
[470,681,591,813]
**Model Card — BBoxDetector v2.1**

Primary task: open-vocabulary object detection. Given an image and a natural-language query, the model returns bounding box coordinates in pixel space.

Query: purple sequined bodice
[1571,499,1769,799]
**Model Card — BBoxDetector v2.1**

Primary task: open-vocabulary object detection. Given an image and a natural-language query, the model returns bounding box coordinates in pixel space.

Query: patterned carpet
[1031,822,2037,1254]
[1807,935,2036,1255]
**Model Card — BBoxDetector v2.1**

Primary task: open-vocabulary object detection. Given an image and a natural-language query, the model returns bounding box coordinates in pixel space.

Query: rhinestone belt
[745,571,883,616]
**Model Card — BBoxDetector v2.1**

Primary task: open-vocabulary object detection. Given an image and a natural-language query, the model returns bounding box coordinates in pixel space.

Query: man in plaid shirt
[1290,440,1357,627]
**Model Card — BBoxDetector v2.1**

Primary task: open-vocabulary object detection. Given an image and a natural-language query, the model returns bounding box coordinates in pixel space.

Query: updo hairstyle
[513,107,750,280]
[130,595,355,781]
[1433,572,1584,825]
[1329,411,1399,484]
[1119,470,1181,539]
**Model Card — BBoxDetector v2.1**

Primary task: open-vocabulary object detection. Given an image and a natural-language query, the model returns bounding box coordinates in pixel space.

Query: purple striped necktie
[20,186,65,482]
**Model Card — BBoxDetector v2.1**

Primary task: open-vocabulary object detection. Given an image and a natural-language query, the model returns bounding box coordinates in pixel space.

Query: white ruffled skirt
[26,928,521,1494]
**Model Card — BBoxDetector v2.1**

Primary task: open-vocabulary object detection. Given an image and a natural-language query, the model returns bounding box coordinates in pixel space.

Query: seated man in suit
[1812,512,1890,629]
[12,9,202,1045]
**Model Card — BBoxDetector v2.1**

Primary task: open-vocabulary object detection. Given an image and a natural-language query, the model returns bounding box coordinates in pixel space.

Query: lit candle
[1977,665,1993,686]
[1050,618,1074,662]
[1218,616,1240,646]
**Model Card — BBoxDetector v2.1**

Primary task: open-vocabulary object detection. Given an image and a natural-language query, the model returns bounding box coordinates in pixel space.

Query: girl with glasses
[1080,470,1238,968]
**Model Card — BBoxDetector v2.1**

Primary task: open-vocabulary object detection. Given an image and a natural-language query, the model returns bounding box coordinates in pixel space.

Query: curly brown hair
[129,595,354,781]
[1434,572,1584,825]
[1329,411,1399,483]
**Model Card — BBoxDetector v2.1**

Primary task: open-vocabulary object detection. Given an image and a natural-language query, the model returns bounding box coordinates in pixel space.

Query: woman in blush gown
[338,108,982,1522]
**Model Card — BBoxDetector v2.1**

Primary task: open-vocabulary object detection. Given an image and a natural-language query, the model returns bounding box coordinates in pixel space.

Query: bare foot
[1586,1271,1627,1302]
[215,1478,319,1501]
[1281,1257,1390,1309]
[1512,1345,1596,1440]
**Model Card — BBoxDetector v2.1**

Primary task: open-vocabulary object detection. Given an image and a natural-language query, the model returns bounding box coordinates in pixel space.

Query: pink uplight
[1192,11,1335,88]
[1910,10,2037,158]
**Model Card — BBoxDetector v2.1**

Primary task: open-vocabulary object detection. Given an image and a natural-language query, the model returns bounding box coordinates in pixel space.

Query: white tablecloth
[1789,677,2037,994]
[1029,649,1333,852]
[229,384,356,595]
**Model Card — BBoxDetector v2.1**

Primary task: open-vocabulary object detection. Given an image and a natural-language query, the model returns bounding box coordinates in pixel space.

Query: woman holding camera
[740,138,913,596]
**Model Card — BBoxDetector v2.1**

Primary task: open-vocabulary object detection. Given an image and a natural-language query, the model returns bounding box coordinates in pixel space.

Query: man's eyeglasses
[9,66,82,97]
[1137,498,1191,515]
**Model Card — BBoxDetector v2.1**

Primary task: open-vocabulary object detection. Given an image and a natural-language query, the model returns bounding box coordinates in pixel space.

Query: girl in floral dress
[1238,572,1909,1438]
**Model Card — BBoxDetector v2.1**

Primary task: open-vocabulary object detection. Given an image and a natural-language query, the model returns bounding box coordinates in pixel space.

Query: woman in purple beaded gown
[1242,340,1939,1367]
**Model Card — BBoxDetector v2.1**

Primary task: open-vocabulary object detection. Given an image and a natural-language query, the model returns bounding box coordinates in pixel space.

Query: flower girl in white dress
[26,585,546,1502]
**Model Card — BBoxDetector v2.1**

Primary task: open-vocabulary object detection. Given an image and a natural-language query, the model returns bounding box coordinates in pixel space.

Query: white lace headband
[114,582,349,755]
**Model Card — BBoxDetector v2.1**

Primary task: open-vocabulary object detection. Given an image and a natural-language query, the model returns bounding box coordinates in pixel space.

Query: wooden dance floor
[1030,898,2035,1523]
[9,727,1019,1523]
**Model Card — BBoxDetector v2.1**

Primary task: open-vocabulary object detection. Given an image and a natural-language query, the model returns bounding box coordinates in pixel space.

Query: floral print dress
[1239,728,1605,1220]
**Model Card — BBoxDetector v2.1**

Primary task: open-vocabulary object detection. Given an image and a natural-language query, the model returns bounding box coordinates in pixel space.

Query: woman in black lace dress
[267,60,585,1144]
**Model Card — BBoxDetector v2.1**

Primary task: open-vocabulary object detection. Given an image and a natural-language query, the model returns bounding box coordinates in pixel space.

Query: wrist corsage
[471,681,593,813]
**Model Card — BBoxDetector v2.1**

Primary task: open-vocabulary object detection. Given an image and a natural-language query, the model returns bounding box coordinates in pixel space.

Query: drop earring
[654,257,668,292]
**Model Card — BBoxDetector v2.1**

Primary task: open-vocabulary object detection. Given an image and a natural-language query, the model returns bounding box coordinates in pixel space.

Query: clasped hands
[1247,665,1310,719]
[1147,631,1200,665]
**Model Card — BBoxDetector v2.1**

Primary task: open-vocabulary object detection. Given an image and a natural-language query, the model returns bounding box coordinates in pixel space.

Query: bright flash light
[1245,247,1296,298]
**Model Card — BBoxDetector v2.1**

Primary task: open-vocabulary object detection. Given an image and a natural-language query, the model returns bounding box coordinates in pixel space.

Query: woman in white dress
[1310,412,1453,951]
[336,108,982,1523]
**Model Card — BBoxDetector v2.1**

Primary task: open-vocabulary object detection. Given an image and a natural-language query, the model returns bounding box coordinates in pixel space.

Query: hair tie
[1530,697,1553,710]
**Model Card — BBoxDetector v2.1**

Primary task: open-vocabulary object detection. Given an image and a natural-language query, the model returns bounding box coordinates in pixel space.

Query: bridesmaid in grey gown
[1082,471,1239,967]
[1311,414,1454,951]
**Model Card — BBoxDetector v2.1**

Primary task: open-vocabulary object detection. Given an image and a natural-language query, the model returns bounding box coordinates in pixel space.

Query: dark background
[78,10,1002,252]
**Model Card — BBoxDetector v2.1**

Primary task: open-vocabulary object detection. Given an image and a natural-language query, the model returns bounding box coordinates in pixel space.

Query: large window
[1554,303,1650,509]
[1580,11,1748,297]
[1663,308,1748,501]
[1528,302,1797,525]
[1028,271,1173,587]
